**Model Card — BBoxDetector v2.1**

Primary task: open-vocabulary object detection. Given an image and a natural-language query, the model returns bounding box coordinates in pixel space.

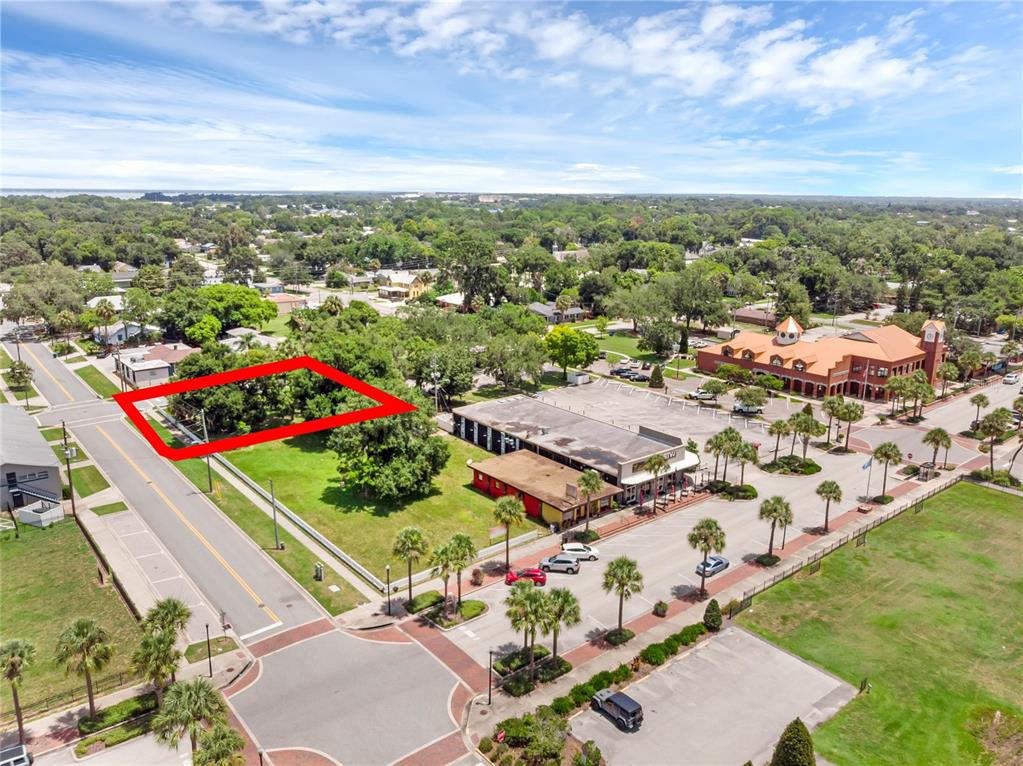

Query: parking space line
[150,575,185,585]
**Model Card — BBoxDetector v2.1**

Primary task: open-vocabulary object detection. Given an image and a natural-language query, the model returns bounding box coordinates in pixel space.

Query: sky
[1,1,1021,197]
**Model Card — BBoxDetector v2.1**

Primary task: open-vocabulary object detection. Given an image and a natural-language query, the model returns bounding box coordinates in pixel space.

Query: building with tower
[696,317,946,401]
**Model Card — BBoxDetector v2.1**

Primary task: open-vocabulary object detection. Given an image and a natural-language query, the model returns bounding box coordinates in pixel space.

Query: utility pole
[205,623,213,678]
[269,479,280,550]
[62,420,77,517]
[430,357,441,413]
[200,408,213,494]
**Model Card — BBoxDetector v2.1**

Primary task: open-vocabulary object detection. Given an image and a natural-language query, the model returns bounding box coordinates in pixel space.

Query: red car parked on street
[505,568,547,586]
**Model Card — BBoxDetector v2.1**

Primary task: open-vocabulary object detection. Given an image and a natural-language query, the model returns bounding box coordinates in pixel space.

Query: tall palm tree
[541,588,581,662]
[704,432,726,480]
[447,533,477,608]
[970,393,990,427]
[839,401,864,451]
[504,580,534,652]
[94,298,117,347]
[768,419,790,463]
[822,395,844,443]
[392,526,429,607]
[687,518,726,598]
[504,581,546,680]
[790,412,826,461]
[145,598,192,636]
[1014,397,1023,431]
[493,496,525,571]
[717,427,742,483]
[1,639,36,743]
[54,619,114,718]
[815,480,842,534]
[979,408,1013,476]
[429,541,457,617]
[643,453,669,513]
[195,723,247,766]
[959,347,983,382]
[885,375,908,416]
[872,442,903,500]
[131,630,180,708]
[55,309,77,355]
[922,427,952,468]
[937,361,959,398]
[152,677,228,754]
[758,496,792,557]
[735,441,758,485]
[321,295,345,316]
[576,468,604,532]
[602,556,643,632]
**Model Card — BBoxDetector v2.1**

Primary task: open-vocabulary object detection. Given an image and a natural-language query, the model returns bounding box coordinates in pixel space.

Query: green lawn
[52,441,87,463]
[40,427,65,442]
[737,482,1023,766]
[226,431,502,578]
[65,355,87,364]
[455,371,569,405]
[0,522,142,719]
[597,332,665,364]
[260,314,292,337]
[184,636,237,664]
[0,390,6,403]
[70,465,110,497]
[74,366,120,398]
[145,418,365,615]
[0,347,11,368]
[2,372,38,399]
[91,501,128,516]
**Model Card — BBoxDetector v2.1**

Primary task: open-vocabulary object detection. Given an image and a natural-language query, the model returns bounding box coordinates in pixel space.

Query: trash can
[314,562,324,581]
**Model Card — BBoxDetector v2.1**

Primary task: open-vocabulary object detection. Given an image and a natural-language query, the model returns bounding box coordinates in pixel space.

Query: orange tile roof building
[696,317,947,401]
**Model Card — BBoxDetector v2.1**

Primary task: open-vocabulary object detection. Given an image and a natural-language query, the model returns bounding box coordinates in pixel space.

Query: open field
[70,464,110,496]
[227,431,500,578]
[0,522,142,718]
[74,365,120,398]
[737,482,1023,766]
[146,418,365,615]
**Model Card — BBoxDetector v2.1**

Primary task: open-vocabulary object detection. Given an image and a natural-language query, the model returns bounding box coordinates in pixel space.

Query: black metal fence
[2,671,141,726]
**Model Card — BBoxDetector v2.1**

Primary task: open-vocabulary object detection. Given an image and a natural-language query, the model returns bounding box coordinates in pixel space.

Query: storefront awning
[621,453,701,485]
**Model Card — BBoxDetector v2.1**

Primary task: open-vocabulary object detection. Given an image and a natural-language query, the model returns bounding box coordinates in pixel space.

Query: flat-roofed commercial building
[469,450,620,529]
[452,395,700,506]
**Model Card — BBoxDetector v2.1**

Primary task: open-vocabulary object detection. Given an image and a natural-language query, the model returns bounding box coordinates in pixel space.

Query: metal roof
[0,406,61,469]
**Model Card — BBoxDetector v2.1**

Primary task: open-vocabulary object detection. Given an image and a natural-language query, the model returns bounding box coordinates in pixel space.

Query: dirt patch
[969,708,1023,766]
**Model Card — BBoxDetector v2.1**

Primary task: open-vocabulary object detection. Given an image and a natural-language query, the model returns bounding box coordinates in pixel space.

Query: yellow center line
[95,424,281,624]
[20,343,74,400]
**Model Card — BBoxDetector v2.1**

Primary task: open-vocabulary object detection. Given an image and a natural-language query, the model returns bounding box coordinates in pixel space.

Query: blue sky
[2,1,1020,196]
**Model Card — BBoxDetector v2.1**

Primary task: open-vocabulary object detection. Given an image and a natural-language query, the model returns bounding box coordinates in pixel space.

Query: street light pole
[205,623,213,678]
[269,479,280,550]
[488,648,494,705]
[385,565,391,616]
[200,408,213,494]
[62,420,77,517]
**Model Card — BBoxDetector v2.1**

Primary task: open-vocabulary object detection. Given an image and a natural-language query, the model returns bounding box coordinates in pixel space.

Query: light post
[205,623,213,678]
[385,565,391,616]
[62,421,77,517]
[200,408,213,494]
[269,479,280,550]
[488,648,495,705]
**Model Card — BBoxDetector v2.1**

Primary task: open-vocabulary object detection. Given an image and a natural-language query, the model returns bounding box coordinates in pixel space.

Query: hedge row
[78,692,157,735]
[494,646,550,676]
[639,623,707,666]
[502,655,572,696]
[406,590,443,614]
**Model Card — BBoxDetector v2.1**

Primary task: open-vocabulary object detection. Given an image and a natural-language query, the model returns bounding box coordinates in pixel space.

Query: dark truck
[591,688,643,731]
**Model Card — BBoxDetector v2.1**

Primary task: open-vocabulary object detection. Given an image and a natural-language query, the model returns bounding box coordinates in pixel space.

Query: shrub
[78,692,157,735]
[769,717,815,766]
[675,623,708,646]
[970,468,1022,487]
[707,479,730,493]
[721,598,740,617]
[498,755,514,766]
[502,674,536,697]
[406,590,443,614]
[761,456,821,475]
[495,646,550,675]
[478,737,494,754]
[872,495,894,505]
[605,627,635,646]
[640,643,668,666]
[725,483,758,500]
[663,636,681,655]
[497,716,533,747]
[77,339,101,355]
[470,567,484,586]
[589,670,613,690]
[574,529,600,544]
[570,683,595,707]
[756,553,781,567]
[877,414,888,424]
[551,696,575,716]
[535,657,572,683]
[653,600,668,617]
[611,663,633,683]
[495,742,509,758]
[704,599,723,632]
[574,740,603,766]
[75,718,152,757]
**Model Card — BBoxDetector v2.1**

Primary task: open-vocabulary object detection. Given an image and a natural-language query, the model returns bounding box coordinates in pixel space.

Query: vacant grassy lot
[75,365,120,398]
[70,465,110,497]
[737,482,1023,766]
[146,418,365,615]
[0,522,141,719]
[227,432,500,578]
[455,370,567,405]
[260,314,293,337]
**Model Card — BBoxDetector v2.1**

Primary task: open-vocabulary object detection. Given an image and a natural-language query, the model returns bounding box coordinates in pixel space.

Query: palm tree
[429,542,457,617]
[872,442,903,500]
[94,298,117,347]
[716,427,742,483]
[1003,340,1021,362]
[504,581,546,680]
[704,432,726,480]
[922,427,952,468]
[152,677,228,754]
[959,347,983,381]
[936,361,959,398]
[493,496,525,571]
[145,597,192,636]
[1014,397,1023,431]
[643,453,669,513]
[447,533,477,608]
[979,408,1013,476]
[54,619,114,718]
[981,351,998,377]
[1,639,35,743]
[392,526,429,607]
[885,375,908,416]
[55,309,77,355]
[758,496,792,557]
[687,518,726,598]
[576,468,604,532]
[815,480,842,534]
[970,393,989,426]
[132,630,180,708]
[768,419,790,463]
[602,556,643,632]
[822,395,844,443]
[839,401,864,451]
[790,412,826,460]
[735,441,758,485]
[504,580,534,652]
[195,723,246,766]
[542,588,581,662]
[321,295,345,316]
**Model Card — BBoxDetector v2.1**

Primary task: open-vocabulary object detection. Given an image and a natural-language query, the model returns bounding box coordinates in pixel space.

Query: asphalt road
[7,339,321,641]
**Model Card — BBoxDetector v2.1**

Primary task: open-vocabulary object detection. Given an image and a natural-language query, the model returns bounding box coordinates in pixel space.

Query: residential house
[528,301,585,324]
[1,405,62,511]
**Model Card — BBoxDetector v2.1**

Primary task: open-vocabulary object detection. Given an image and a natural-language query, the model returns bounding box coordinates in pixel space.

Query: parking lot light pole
[385,565,391,615]
[488,648,494,705]
[205,623,213,678]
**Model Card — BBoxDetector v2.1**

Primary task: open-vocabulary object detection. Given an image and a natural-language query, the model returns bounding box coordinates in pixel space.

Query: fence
[729,472,964,617]
[154,408,539,593]
[2,671,140,726]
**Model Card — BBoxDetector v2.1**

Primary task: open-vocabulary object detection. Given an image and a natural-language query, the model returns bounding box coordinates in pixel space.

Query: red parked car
[505,568,547,586]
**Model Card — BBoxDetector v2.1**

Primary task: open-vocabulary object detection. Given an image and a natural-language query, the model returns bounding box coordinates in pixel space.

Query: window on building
[742,350,754,361]
[722,346,734,357]
[771,356,782,366]
[877,367,888,377]
[793,361,806,372]
[494,480,502,490]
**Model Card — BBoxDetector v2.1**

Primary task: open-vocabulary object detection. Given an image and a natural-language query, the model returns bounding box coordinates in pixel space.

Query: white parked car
[690,339,709,348]
[1003,373,1019,384]
[688,388,717,400]
[561,542,600,560]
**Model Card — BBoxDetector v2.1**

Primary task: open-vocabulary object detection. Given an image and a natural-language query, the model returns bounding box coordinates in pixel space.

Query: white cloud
[991,165,1023,175]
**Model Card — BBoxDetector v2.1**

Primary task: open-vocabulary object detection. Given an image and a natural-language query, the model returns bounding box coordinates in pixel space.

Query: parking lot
[570,627,855,765]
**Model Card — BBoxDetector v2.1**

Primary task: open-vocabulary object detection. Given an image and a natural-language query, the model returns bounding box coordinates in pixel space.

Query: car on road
[561,542,600,560]
[598,350,607,359]
[631,373,651,382]
[592,689,644,731]
[610,367,631,377]
[641,362,652,370]
[695,555,730,577]
[688,388,717,400]
[1004,373,1020,384]
[539,554,581,574]
[732,402,763,415]
[505,568,547,586]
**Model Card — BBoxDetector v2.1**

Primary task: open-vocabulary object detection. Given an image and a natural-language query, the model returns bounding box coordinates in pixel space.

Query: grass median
[75,365,120,398]
[70,464,110,497]
[737,482,1023,765]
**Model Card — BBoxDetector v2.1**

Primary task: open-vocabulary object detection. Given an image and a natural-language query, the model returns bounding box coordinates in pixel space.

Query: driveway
[570,627,854,766]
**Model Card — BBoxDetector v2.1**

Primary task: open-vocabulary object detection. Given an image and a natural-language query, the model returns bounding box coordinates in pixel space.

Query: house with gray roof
[1,405,62,510]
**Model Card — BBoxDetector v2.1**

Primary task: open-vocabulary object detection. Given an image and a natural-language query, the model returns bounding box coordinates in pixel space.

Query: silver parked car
[539,554,581,574]
[561,542,600,560]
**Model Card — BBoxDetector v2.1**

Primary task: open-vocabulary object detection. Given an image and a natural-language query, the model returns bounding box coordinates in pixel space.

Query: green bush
[574,529,600,544]
[756,553,781,567]
[496,716,533,747]
[872,495,894,505]
[663,636,681,655]
[605,627,634,646]
[498,755,514,766]
[640,643,668,666]
[707,479,731,493]
[653,600,668,617]
[495,646,550,675]
[762,456,821,475]
[78,692,157,735]
[589,670,613,690]
[574,740,603,766]
[75,717,152,757]
[406,590,443,614]
[970,469,1022,487]
[570,683,595,707]
[726,484,759,500]
[551,696,575,716]
[77,339,101,355]
[704,599,723,632]
[769,717,816,766]
[502,674,536,697]
[611,663,633,683]
[478,737,494,754]
[535,657,572,683]
[674,623,707,646]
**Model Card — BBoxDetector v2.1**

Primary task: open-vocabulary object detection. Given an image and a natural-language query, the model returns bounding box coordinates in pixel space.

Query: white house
[92,321,144,346]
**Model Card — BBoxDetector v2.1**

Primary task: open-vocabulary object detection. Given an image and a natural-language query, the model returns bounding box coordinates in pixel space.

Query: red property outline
[113,355,416,460]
